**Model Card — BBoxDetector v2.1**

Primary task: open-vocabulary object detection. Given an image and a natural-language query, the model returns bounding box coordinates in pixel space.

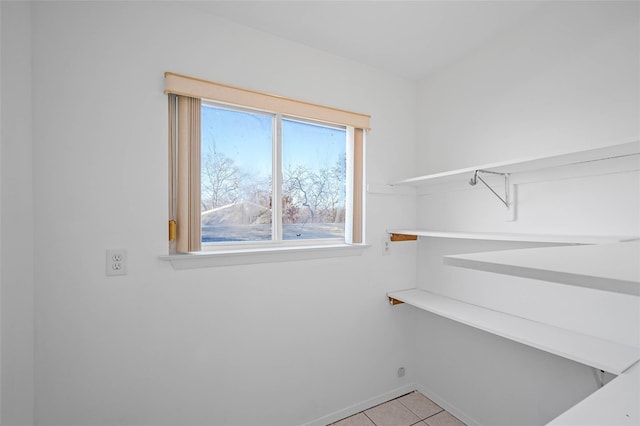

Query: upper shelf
[443,241,640,296]
[391,140,639,187]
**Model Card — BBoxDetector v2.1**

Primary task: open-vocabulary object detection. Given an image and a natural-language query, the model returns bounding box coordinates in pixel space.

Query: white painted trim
[367,183,415,195]
[302,366,639,426]
[160,243,369,269]
[301,384,417,426]
[415,383,481,426]
[345,126,355,244]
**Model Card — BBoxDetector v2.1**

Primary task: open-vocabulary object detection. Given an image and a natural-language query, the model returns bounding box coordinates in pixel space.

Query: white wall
[411,2,640,425]
[13,2,418,425]
[1,2,36,425]
[0,1,2,421]
[415,1,639,175]
[1,0,3,419]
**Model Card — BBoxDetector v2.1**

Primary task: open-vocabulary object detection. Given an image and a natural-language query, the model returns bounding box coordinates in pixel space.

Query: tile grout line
[397,394,445,425]
[362,410,376,426]
[330,391,462,426]
[408,409,445,426]
[359,390,418,426]
[408,407,446,426]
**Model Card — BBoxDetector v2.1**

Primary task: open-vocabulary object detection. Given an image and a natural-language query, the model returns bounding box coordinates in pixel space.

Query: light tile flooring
[329,391,466,426]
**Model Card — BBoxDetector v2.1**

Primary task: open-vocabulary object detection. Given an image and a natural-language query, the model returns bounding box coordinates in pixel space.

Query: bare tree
[201,145,241,211]
[283,164,315,222]
[282,156,345,224]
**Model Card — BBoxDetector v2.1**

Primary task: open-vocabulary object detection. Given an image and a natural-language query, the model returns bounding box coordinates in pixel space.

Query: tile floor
[329,391,466,426]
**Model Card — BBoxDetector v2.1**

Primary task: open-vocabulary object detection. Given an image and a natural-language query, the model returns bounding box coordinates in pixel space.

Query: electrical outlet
[382,238,391,256]
[397,367,405,377]
[106,249,127,276]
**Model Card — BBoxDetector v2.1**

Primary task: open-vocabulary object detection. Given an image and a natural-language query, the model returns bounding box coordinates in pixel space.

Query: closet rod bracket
[469,169,511,208]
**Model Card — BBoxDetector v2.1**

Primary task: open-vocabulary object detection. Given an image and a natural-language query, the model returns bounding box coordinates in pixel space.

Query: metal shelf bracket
[469,170,516,221]
[469,170,510,207]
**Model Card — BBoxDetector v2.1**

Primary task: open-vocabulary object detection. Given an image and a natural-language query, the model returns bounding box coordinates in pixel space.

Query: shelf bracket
[469,170,516,221]
[388,297,404,305]
[390,233,418,242]
[469,169,511,208]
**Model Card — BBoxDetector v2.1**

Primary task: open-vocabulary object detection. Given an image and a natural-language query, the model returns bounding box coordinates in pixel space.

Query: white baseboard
[301,383,418,426]
[415,383,481,426]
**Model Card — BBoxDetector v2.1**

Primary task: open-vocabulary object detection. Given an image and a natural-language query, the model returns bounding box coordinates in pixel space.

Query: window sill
[160,243,370,269]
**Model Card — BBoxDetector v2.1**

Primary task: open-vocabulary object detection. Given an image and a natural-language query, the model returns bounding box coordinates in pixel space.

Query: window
[200,103,348,243]
[166,72,369,254]
[281,117,347,241]
[200,104,274,243]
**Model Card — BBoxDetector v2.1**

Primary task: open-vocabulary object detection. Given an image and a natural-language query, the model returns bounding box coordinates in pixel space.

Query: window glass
[199,103,347,244]
[200,104,273,242]
[282,119,346,240]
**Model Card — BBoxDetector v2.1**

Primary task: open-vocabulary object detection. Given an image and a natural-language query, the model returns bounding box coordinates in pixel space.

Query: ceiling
[187,1,546,80]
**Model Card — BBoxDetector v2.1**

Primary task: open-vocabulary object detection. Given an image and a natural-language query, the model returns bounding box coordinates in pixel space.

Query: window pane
[201,104,273,242]
[282,119,346,240]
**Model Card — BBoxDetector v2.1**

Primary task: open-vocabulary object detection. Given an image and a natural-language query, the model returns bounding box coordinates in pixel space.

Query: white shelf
[391,140,639,187]
[387,288,640,375]
[386,229,630,245]
[443,241,640,296]
[546,361,639,425]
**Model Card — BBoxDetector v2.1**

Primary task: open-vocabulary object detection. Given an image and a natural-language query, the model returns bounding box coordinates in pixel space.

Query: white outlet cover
[106,249,127,276]
[382,238,391,256]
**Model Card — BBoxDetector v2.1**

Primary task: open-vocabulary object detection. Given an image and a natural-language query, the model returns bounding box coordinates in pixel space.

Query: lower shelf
[387,288,640,375]
[546,361,639,425]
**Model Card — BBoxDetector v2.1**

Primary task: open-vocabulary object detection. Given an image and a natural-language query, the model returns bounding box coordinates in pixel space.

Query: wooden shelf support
[390,233,418,242]
[388,296,405,305]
